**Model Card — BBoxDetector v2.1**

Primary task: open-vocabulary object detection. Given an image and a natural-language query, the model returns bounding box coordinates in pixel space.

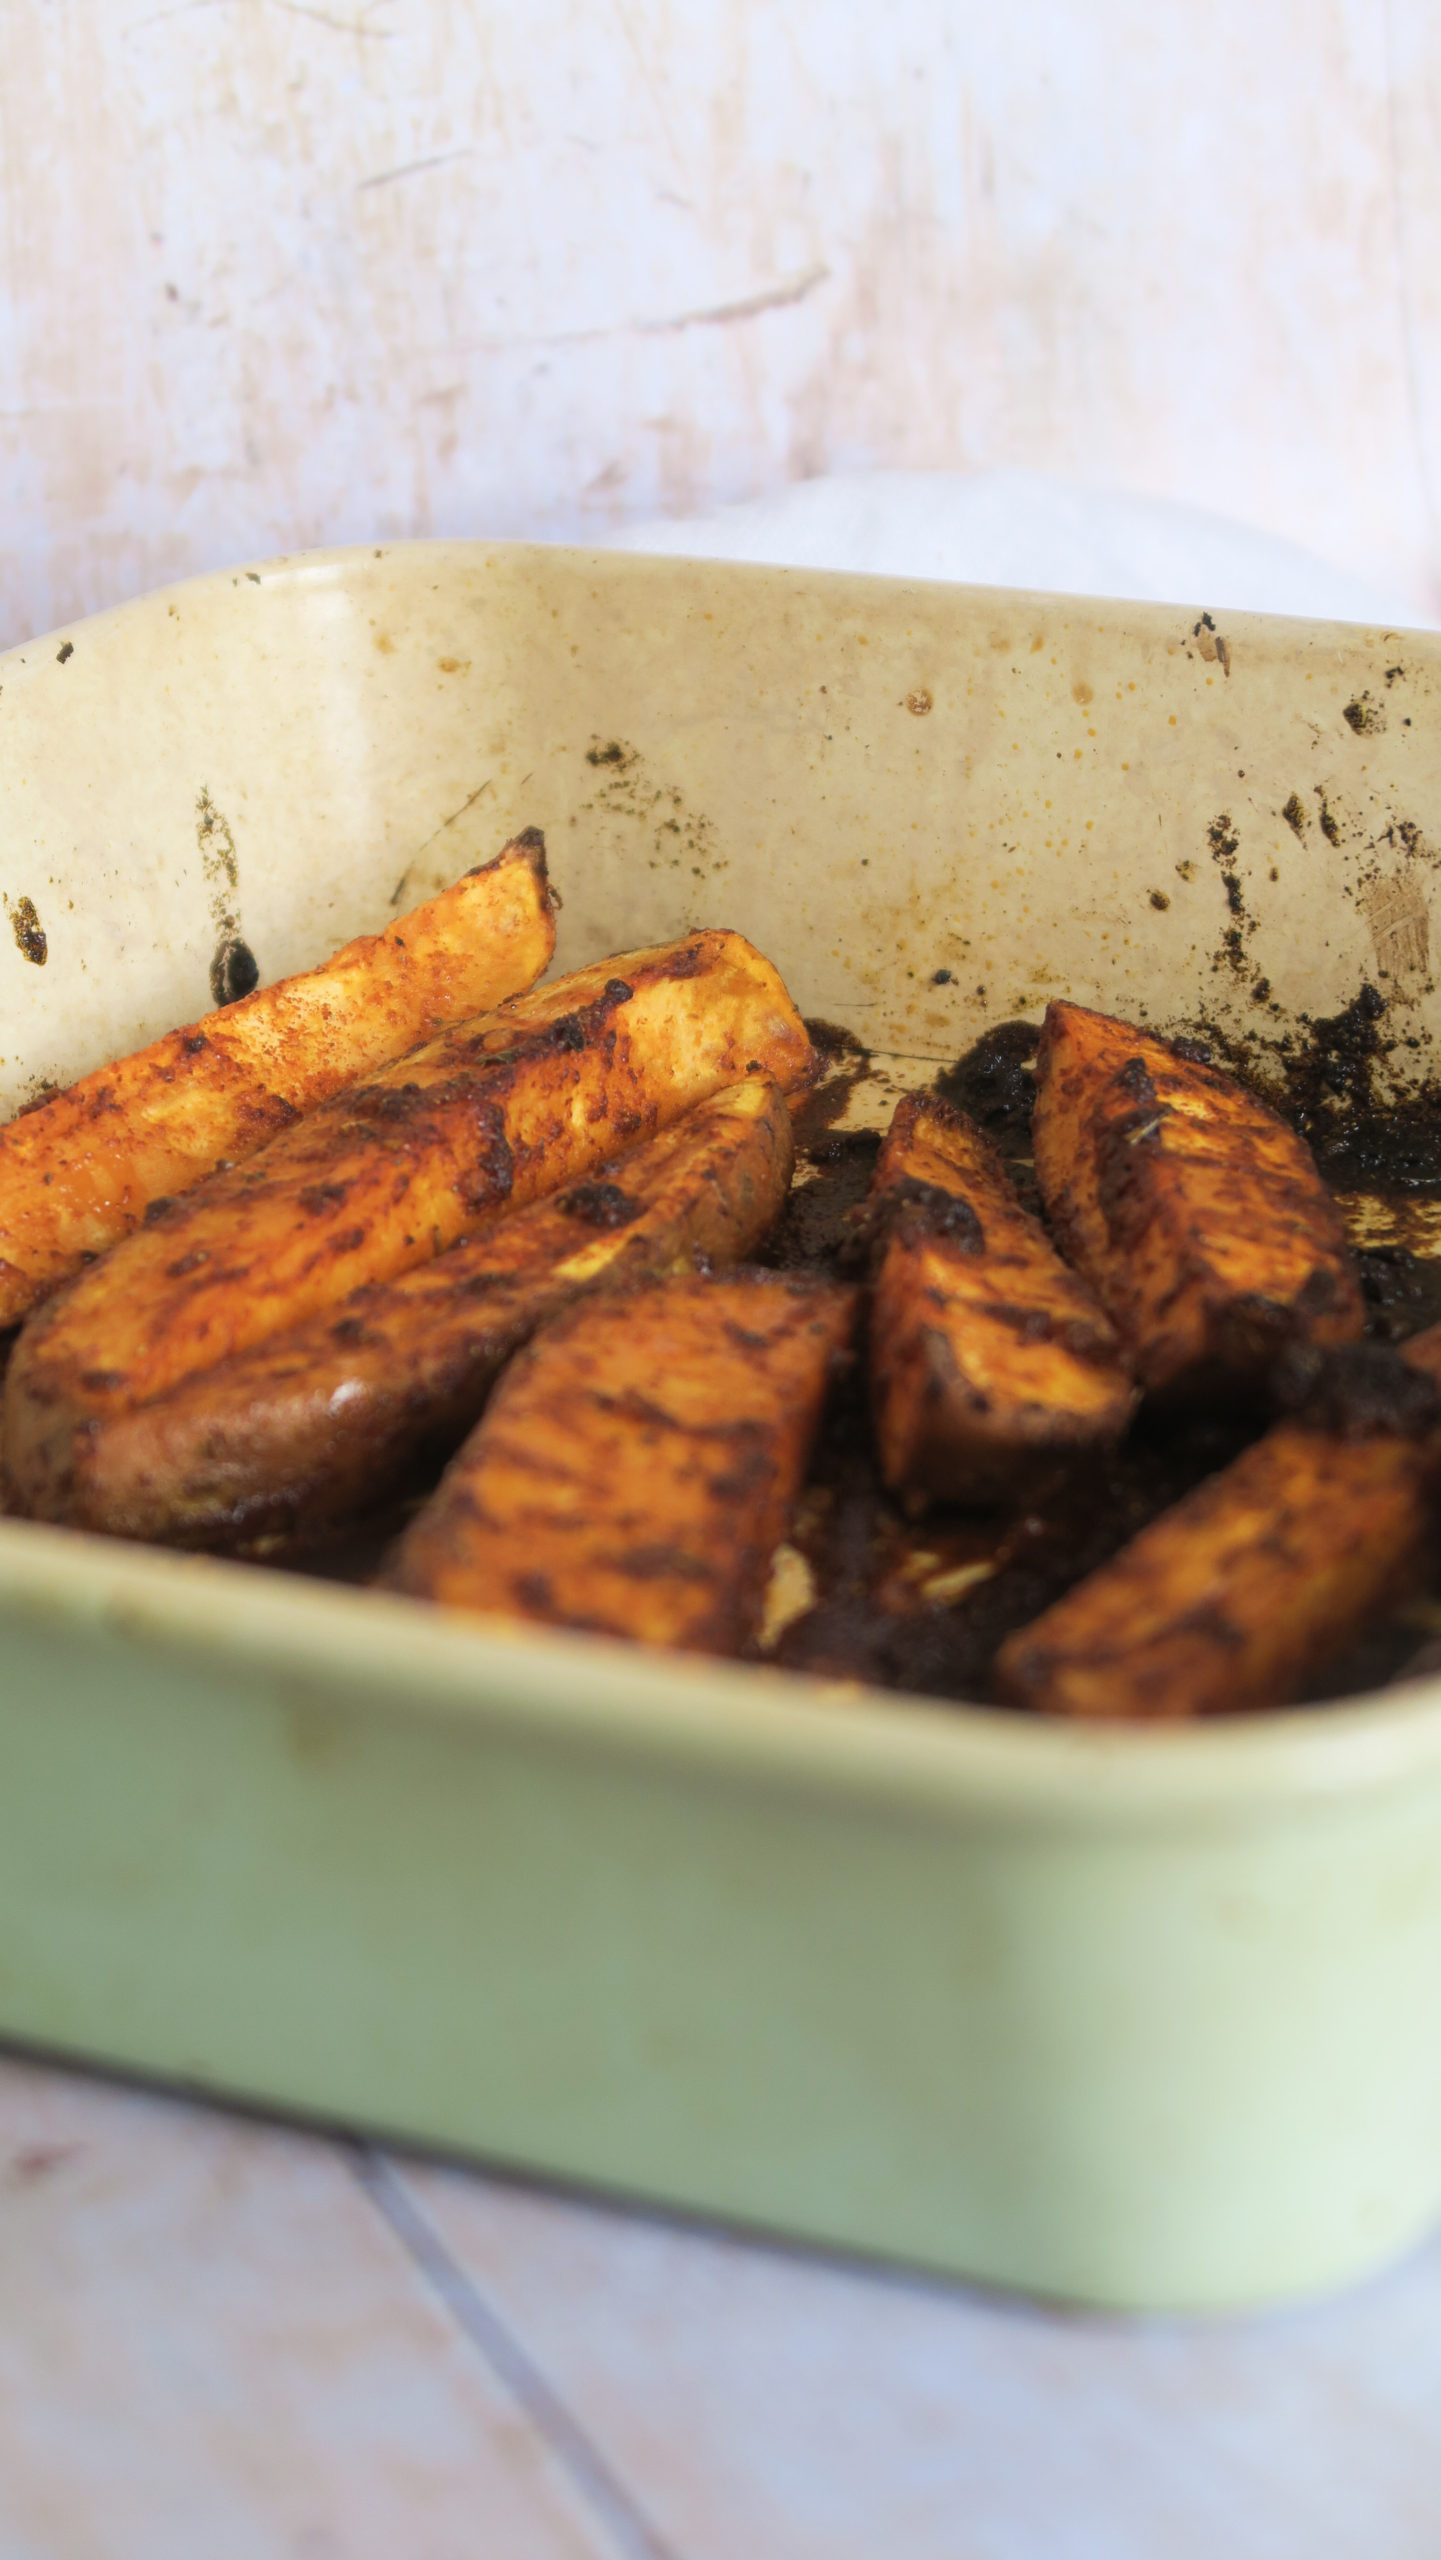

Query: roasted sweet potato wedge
[389,1272,856,1655]
[996,1331,1441,1719]
[869,1092,1136,1504]
[6,931,814,1522]
[0,833,556,1326]
[57,1077,795,1549]
[1031,999,1363,1398]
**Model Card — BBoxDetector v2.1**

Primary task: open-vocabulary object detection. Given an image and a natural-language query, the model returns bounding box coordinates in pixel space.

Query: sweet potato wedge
[995,1330,1441,1719]
[869,1092,1136,1504]
[58,1076,795,1550]
[6,931,814,1522]
[1030,1000,1363,1398]
[389,1272,856,1655]
[0,832,556,1326]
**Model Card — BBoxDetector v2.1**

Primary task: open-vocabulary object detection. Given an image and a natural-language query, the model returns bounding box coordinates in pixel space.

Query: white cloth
[605,468,1430,629]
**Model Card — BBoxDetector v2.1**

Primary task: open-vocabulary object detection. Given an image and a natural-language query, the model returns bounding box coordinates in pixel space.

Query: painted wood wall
[1,0,1437,646]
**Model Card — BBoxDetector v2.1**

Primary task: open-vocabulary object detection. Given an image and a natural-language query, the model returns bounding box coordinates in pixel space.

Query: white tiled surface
[3,2051,1439,2559]
[0,2059,618,2560]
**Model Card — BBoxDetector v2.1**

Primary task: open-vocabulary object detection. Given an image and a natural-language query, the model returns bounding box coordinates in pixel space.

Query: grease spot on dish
[8,897,47,966]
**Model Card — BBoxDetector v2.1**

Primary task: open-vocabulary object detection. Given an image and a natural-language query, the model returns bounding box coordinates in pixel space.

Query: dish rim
[5,536,1441,1820]
[7,1506,1441,1826]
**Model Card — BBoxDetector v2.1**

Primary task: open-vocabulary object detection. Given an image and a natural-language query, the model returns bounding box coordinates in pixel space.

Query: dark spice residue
[289,984,1441,1714]
[559,1180,641,1229]
[764,1129,879,1277]
[1357,1246,1441,1343]
[768,996,1441,1710]
[876,1176,986,1255]
[1272,1339,1441,1440]
[210,935,259,1007]
[774,1310,1254,1704]
[788,1019,874,1154]
[1268,983,1441,1191]
[10,897,47,966]
[1206,811,1264,988]
[934,1018,1038,1151]
[933,1019,1040,1208]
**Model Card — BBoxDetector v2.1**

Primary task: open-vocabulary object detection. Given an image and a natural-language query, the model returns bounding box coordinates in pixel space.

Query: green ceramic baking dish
[1,540,1438,2312]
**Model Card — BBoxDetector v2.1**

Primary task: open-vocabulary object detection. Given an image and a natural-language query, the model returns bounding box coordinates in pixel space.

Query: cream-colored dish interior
[3,537,1441,1727]
[4,543,1439,1112]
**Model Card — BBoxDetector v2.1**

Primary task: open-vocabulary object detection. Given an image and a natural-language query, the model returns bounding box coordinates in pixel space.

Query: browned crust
[1030,1000,1364,1398]
[869,1091,1136,1504]
[996,1324,1441,1719]
[0,834,558,1326]
[5,931,814,1521]
[388,1272,856,1655]
[56,1077,795,1550]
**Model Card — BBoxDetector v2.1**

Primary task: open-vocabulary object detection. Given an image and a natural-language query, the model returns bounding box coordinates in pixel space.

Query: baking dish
[1,540,1438,2312]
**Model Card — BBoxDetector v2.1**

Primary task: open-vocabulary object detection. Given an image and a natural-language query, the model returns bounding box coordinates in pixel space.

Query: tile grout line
[352,2145,684,2560]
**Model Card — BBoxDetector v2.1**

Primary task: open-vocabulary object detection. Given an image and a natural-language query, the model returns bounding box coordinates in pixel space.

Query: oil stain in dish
[1186,978,1441,1194]
[766,1126,879,1277]
[1190,612,1231,676]
[1206,812,1259,987]
[789,1019,874,1151]
[7,896,47,966]
[196,786,258,1007]
[934,1017,1040,1204]
[1270,983,1441,1192]
[577,737,728,891]
[1354,1244,1441,1344]
[210,938,260,1006]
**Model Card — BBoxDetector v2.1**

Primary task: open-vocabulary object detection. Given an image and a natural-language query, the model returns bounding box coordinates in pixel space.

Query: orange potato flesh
[869,1092,1136,1504]
[995,1325,1441,1719]
[59,1077,795,1550]
[389,1272,856,1656]
[0,833,556,1325]
[5,931,814,1522]
[1031,1000,1364,1398]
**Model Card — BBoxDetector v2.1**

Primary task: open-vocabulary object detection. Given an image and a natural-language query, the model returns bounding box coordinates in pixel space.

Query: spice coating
[390,1271,856,1654]
[868,1091,1136,1505]
[1032,998,1365,1397]
[55,1077,795,1551]
[0,834,556,1326]
[5,931,814,1523]
[996,1328,1441,1719]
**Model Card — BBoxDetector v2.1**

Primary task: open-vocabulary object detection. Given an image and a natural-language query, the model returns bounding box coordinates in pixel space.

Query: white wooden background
[0,0,1438,647]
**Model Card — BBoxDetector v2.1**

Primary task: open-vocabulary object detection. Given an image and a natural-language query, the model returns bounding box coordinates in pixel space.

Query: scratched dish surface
[3,545,1438,1112]
[3,542,1441,2313]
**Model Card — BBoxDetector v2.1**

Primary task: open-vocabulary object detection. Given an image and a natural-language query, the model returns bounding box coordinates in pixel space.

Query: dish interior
[3,539,1441,1738]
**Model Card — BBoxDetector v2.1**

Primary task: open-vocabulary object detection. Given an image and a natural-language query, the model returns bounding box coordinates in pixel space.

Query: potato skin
[1031,1000,1363,1398]
[5,931,814,1522]
[869,1092,1136,1505]
[996,1326,1441,1719]
[60,1076,795,1550]
[0,833,557,1326]
[389,1272,856,1656]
